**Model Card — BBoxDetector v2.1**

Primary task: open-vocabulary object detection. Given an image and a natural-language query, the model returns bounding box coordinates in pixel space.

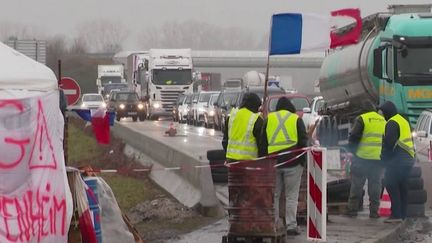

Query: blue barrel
[84,177,102,243]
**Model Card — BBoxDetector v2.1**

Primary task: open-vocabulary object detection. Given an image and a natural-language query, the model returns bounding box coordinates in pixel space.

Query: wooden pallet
[327,202,348,215]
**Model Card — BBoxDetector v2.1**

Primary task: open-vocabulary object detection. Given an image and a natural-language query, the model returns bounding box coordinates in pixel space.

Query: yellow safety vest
[226,108,259,160]
[389,114,415,158]
[356,111,386,160]
[266,110,299,154]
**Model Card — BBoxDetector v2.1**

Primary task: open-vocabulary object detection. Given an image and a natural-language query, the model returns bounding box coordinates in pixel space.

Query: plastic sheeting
[96,177,135,243]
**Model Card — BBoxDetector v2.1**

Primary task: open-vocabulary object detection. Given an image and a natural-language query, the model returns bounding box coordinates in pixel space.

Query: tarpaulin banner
[0,91,73,243]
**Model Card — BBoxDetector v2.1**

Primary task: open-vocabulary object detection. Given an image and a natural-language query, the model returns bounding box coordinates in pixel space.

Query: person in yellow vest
[346,102,386,218]
[260,97,308,236]
[379,101,415,223]
[222,92,264,161]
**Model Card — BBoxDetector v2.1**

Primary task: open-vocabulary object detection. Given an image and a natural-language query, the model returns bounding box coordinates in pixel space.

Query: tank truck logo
[379,84,394,96]
[407,89,432,99]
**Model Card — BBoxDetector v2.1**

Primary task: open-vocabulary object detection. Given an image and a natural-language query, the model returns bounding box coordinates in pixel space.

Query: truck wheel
[139,115,146,122]
[132,116,138,122]
[407,178,424,190]
[116,116,121,122]
[406,204,425,218]
[407,189,427,204]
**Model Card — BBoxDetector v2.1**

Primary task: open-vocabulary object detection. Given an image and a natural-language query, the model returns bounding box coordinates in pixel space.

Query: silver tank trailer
[319,36,380,113]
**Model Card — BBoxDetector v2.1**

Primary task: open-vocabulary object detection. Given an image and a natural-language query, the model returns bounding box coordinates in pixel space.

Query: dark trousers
[384,166,413,219]
[347,161,383,214]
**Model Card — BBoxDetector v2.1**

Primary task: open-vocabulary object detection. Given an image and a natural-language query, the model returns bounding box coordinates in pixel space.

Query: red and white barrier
[307,147,327,242]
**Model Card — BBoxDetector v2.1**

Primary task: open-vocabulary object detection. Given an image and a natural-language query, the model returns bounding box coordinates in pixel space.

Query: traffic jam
[1,3,432,243]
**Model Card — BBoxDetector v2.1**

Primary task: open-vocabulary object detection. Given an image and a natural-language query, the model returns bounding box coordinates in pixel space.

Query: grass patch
[68,122,102,165]
[101,174,160,211]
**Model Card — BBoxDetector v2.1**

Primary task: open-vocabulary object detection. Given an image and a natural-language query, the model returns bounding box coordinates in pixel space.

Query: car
[101,83,129,100]
[233,86,286,109]
[178,94,191,124]
[193,91,219,126]
[302,96,325,132]
[414,109,432,162]
[80,93,106,110]
[263,93,311,118]
[203,92,220,128]
[213,90,241,131]
[172,94,186,122]
[107,91,146,122]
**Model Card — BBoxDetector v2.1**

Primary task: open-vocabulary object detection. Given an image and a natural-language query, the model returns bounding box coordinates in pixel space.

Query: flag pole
[264,17,273,104]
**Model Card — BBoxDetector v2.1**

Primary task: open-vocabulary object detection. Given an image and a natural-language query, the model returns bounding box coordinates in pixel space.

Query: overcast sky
[1,0,431,49]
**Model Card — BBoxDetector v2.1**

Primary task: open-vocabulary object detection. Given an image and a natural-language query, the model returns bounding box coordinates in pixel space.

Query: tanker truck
[318,8,432,146]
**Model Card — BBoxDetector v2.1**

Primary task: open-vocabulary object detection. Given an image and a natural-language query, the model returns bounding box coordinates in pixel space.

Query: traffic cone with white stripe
[379,188,391,217]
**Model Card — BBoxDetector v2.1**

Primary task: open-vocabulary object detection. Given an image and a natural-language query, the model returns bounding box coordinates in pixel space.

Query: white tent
[0,42,73,242]
[0,42,57,92]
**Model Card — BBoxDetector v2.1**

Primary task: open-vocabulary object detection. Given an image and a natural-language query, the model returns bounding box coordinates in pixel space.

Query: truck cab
[142,49,194,120]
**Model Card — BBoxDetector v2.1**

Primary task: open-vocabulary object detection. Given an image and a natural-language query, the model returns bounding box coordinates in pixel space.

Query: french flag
[269,9,362,55]
[74,108,111,144]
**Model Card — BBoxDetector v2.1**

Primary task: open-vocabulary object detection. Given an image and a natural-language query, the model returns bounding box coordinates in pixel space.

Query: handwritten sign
[0,91,72,242]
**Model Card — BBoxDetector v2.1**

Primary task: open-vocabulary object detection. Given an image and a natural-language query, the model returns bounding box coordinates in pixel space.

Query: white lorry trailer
[96,65,127,98]
[140,49,194,119]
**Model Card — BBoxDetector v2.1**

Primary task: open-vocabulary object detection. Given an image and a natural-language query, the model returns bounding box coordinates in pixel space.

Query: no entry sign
[60,77,81,105]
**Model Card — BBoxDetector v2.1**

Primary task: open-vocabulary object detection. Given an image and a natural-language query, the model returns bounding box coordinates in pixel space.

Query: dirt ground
[397,214,432,242]
[68,117,219,242]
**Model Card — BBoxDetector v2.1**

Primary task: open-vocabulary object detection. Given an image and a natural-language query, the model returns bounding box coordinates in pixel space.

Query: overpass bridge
[113,50,324,95]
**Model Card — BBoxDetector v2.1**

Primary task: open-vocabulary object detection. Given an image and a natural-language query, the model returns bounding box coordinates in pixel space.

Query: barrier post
[307,147,327,242]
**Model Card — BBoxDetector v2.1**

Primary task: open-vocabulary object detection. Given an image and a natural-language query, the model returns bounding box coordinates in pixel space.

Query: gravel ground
[397,213,432,243]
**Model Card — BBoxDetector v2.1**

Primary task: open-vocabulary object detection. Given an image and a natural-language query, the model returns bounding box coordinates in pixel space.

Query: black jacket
[379,101,415,166]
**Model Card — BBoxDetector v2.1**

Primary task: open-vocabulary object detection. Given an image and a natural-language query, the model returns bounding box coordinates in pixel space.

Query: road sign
[60,77,81,106]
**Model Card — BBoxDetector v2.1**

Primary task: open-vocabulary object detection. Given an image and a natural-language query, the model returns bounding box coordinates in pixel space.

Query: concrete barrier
[112,123,223,216]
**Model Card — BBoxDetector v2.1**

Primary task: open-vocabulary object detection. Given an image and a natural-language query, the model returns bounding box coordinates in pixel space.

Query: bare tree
[138,20,259,50]
[77,19,128,53]
[69,36,88,54]
[46,35,68,76]
[0,21,43,41]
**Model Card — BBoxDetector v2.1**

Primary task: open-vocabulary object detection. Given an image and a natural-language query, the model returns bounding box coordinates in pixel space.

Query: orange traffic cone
[165,122,177,137]
[379,188,391,217]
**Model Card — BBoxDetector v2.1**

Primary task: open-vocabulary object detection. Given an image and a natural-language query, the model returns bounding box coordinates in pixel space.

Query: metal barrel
[84,177,102,243]
[227,159,277,235]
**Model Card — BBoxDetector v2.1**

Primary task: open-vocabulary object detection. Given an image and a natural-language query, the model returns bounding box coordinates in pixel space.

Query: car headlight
[209,110,215,116]
[101,102,107,108]
[81,103,87,108]
[119,104,125,109]
[153,102,161,109]
[138,103,144,109]
[198,107,205,112]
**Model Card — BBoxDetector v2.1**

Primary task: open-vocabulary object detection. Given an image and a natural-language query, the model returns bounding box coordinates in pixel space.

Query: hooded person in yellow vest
[379,101,415,223]
[222,92,264,161]
[260,97,308,236]
[346,102,386,218]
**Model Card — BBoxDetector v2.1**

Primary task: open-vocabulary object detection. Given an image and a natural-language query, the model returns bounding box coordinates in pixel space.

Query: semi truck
[126,52,148,96]
[318,5,432,146]
[96,65,127,97]
[139,49,194,119]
